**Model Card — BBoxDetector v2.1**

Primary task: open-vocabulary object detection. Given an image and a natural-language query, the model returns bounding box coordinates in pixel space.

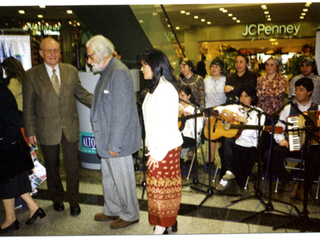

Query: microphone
[228,96,239,104]
[288,94,296,102]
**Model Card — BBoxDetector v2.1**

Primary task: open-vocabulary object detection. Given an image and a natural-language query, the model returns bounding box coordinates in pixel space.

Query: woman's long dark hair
[139,48,179,94]
[1,57,26,85]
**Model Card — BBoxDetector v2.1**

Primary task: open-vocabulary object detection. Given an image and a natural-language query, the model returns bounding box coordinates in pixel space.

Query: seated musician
[215,85,265,191]
[179,85,203,165]
[265,77,320,193]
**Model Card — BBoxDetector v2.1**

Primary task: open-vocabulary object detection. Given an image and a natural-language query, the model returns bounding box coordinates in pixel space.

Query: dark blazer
[90,58,141,158]
[23,63,93,145]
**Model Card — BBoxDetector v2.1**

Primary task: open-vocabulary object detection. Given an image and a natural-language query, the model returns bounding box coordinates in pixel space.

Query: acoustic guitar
[203,111,284,141]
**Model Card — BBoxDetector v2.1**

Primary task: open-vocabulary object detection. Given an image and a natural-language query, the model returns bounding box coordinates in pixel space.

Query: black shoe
[26,208,46,225]
[70,205,81,216]
[53,202,64,211]
[171,221,178,232]
[0,220,19,234]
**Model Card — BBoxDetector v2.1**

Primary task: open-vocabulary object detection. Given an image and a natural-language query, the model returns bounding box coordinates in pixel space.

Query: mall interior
[1,2,320,238]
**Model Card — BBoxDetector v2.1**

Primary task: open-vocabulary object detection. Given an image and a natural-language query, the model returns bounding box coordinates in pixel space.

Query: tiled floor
[1,143,320,238]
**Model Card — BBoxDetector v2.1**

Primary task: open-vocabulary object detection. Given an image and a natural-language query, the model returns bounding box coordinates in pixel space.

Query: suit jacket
[90,58,141,158]
[23,63,92,145]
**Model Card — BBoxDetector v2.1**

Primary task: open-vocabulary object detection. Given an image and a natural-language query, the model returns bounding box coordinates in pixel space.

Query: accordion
[287,110,320,152]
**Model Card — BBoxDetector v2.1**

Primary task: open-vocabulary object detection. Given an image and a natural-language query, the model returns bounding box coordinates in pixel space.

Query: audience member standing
[179,58,205,108]
[204,57,227,163]
[140,48,183,234]
[86,35,141,229]
[288,57,320,104]
[224,51,257,104]
[0,66,46,234]
[196,54,207,79]
[23,37,92,216]
[256,57,287,159]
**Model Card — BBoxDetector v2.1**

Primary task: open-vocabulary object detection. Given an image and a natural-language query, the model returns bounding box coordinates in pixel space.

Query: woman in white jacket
[140,49,183,234]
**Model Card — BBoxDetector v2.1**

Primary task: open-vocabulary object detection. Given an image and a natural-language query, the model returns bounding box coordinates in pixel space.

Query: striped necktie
[51,69,60,97]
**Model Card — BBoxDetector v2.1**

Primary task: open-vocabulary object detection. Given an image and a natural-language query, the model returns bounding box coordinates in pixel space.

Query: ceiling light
[306,2,312,6]
[267,18,271,21]
[207,21,211,25]
[67,10,73,14]
[69,21,72,25]
[236,20,240,23]
[186,12,190,15]
[223,10,228,13]
[180,10,185,14]
[228,13,233,17]
[301,13,306,16]
[39,5,46,8]
[201,19,205,22]
[18,10,25,14]
[303,9,308,12]
[194,16,199,19]
[38,15,43,18]
[232,17,237,20]
[176,26,180,30]
[139,20,143,23]
[261,5,267,9]
[167,24,170,28]
[264,11,269,14]
[300,16,304,19]
[267,15,271,18]
[219,8,224,11]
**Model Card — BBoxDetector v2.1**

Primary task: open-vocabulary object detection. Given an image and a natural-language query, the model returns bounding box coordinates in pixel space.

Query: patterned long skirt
[146,146,182,227]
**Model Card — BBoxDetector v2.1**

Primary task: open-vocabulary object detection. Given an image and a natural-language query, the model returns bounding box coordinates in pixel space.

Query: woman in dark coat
[224,51,257,104]
[0,65,46,234]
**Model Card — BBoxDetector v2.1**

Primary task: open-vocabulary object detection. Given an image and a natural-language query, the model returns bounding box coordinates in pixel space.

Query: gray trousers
[101,155,140,221]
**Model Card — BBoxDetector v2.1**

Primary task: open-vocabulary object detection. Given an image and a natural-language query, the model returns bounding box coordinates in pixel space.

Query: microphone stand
[136,101,147,199]
[194,106,225,208]
[273,101,320,231]
[179,98,224,207]
[179,98,203,184]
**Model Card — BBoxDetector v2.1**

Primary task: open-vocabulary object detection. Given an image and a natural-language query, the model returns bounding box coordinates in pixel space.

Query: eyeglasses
[87,52,95,60]
[41,49,60,54]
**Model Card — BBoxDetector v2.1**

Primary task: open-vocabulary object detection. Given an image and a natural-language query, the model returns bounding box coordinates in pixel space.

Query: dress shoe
[222,171,235,181]
[0,220,19,234]
[26,208,46,225]
[94,213,118,221]
[109,218,139,229]
[53,202,64,211]
[70,205,81,216]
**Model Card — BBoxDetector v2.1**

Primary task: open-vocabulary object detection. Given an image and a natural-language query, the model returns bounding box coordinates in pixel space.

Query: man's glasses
[41,49,60,54]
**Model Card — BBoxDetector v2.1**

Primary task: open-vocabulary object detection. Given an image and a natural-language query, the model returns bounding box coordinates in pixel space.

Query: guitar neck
[178,113,203,121]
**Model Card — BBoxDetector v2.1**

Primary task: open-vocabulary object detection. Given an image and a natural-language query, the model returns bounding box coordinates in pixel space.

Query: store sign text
[242,24,301,37]
[22,23,61,36]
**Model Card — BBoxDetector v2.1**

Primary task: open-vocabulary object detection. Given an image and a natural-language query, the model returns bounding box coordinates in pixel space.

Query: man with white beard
[86,35,141,229]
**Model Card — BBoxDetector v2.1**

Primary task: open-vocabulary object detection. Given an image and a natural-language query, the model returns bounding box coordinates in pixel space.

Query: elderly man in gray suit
[86,35,141,229]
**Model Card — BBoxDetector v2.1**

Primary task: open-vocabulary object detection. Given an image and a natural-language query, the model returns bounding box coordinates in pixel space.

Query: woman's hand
[224,85,234,93]
[146,153,159,170]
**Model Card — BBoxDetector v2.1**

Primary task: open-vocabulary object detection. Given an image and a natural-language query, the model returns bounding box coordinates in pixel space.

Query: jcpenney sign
[242,24,301,37]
